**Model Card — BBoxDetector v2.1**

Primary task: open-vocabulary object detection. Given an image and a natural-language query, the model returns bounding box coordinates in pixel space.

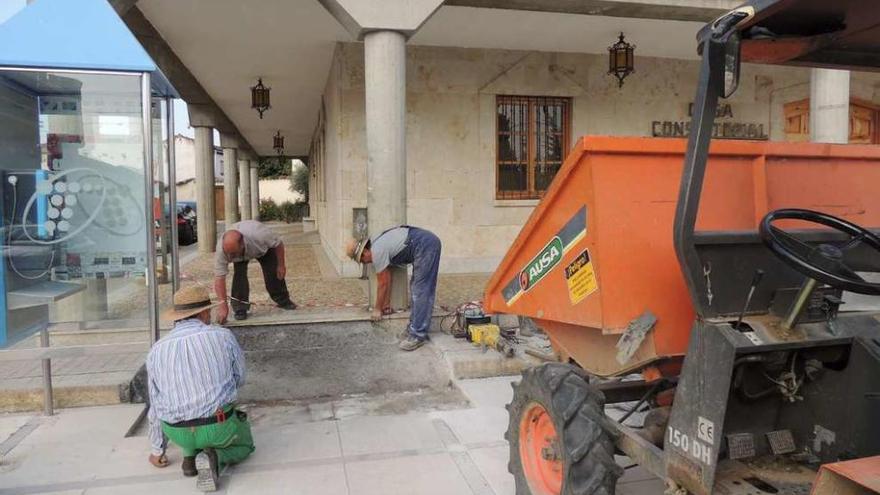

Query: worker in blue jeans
[346,226,441,351]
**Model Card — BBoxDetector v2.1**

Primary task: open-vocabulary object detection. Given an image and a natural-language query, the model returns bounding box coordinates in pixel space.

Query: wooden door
[783,98,880,144]
[849,101,878,144]
[783,99,810,142]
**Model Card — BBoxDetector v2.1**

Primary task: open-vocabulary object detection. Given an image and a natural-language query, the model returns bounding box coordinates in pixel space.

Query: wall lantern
[608,32,635,88]
[251,78,271,118]
[273,130,285,165]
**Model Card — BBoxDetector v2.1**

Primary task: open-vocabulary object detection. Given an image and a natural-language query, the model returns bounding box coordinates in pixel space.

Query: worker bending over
[147,285,254,492]
[214,220,297,323]
[346,226,441,351]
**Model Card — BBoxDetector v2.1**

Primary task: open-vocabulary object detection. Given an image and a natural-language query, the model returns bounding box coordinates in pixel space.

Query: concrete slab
[226,463,348,495]
[468,445,515,495]
[456,376,518,409]
[345,452,472,495]
[0,415,29,445]
[0,375,668,495]
[85,478,197,495]
[430,332,538,380]
[430,407,509,446]
[93,436,183,481]
[338,414,444,457]
[247,420,340,466]
[20,491,83,495]
[0,405,142,488]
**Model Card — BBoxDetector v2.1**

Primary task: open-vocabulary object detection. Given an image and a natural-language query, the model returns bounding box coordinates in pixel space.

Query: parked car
[176,202,197,246]
[153,200,198,247]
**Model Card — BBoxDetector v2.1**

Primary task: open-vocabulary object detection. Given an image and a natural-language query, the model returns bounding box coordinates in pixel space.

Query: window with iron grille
[496,95,571,200]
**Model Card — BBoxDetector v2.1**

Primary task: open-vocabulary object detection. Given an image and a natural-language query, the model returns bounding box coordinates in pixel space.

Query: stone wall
[311,42,880,276]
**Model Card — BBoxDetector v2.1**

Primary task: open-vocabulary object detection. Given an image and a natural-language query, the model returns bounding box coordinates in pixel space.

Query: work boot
[182,456,197,477]
[233,311,248,321]
[195,448,219,492]
[398,335,426,351]
[277,300,297,311]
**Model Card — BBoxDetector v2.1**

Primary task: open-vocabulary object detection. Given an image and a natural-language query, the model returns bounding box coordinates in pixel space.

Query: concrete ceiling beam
[108,0,138,17]
[317,0,445,39]
[115,5,256,156]
[218,132,243,150]
[443,0,739,22]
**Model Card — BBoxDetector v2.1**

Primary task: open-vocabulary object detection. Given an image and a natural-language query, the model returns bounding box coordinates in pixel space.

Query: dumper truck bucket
[484,136,880,378]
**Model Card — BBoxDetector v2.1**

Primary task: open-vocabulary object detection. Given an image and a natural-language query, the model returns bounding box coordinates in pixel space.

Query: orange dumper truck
[485,2,880,494]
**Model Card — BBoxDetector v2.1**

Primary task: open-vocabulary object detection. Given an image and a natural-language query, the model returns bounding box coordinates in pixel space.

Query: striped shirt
[147,318,245,455]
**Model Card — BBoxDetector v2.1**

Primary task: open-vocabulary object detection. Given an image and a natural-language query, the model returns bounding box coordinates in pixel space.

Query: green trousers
[162,410,255,467]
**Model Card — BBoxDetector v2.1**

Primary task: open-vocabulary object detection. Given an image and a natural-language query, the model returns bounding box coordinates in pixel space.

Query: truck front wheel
[507,363,623,495]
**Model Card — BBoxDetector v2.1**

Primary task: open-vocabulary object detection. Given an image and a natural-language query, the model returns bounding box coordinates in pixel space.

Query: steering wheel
[759,208,880,296]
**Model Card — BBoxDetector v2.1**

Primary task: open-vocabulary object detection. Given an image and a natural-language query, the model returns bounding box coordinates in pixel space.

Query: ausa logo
[519,237,563,292]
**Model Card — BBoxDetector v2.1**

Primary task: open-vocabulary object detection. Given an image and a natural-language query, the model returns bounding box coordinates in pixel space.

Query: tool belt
[167,406,237,428]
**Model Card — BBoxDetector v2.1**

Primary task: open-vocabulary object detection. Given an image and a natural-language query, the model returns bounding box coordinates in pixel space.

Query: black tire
[507,363,623,495]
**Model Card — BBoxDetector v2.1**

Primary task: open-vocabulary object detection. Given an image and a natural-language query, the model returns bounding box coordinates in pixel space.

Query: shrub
[278,201,307,223]
[259,199,281,221]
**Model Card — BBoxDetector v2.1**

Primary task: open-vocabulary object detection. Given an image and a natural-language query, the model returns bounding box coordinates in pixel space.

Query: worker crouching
[346,226,442,351]
[148,285,255,492]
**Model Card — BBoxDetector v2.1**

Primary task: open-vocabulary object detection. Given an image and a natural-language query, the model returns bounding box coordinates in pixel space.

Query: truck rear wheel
[507,363,623,495]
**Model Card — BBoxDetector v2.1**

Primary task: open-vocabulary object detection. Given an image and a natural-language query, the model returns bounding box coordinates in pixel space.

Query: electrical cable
[619,379,665,424]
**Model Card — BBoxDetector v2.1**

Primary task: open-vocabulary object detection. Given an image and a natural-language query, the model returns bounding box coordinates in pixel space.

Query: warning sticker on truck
[502,206,587,306]
[565,249,597,304]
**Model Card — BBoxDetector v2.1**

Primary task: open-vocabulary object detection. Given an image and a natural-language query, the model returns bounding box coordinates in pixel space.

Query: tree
[290,162,309,203]
[258,156,291,179]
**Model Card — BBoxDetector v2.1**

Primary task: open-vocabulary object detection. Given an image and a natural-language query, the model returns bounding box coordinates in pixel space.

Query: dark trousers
[390,228,441,340]
[231,248,290,314]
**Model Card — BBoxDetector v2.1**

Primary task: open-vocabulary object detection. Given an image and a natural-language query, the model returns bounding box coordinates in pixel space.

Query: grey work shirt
[214,220,281,277]
[370,227,409,273]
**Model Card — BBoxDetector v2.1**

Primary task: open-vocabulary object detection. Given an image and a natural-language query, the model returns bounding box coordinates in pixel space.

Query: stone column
[365,30,409,308]
[250,164,260,220]
[223,146,239,225]
[810,68,850,144]
[238,158,252,220]
[194,126,217,253]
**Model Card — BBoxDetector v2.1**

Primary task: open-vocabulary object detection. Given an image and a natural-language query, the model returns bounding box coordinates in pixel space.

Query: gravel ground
[108,222,491,321]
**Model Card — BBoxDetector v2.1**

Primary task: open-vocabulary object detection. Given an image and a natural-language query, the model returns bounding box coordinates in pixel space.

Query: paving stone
[456,376,519,409]
[338,414,444,457]
[431,407,509,446]
[93,436,184,480]
[247,421,340,466]
[0,405,142,488]
[85,478,199,495]
[346,452,472,495]
[0,414,30,445]
[226,463,348,495]
[444,347,534,379]
[468,445,515,495]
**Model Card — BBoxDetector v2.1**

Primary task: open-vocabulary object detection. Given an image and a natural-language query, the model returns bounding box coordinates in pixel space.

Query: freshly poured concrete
[232,321,458,403]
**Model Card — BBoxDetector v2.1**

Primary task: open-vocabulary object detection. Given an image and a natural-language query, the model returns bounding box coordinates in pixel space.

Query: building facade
[309,42,880,276]
[101,0,879,286]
